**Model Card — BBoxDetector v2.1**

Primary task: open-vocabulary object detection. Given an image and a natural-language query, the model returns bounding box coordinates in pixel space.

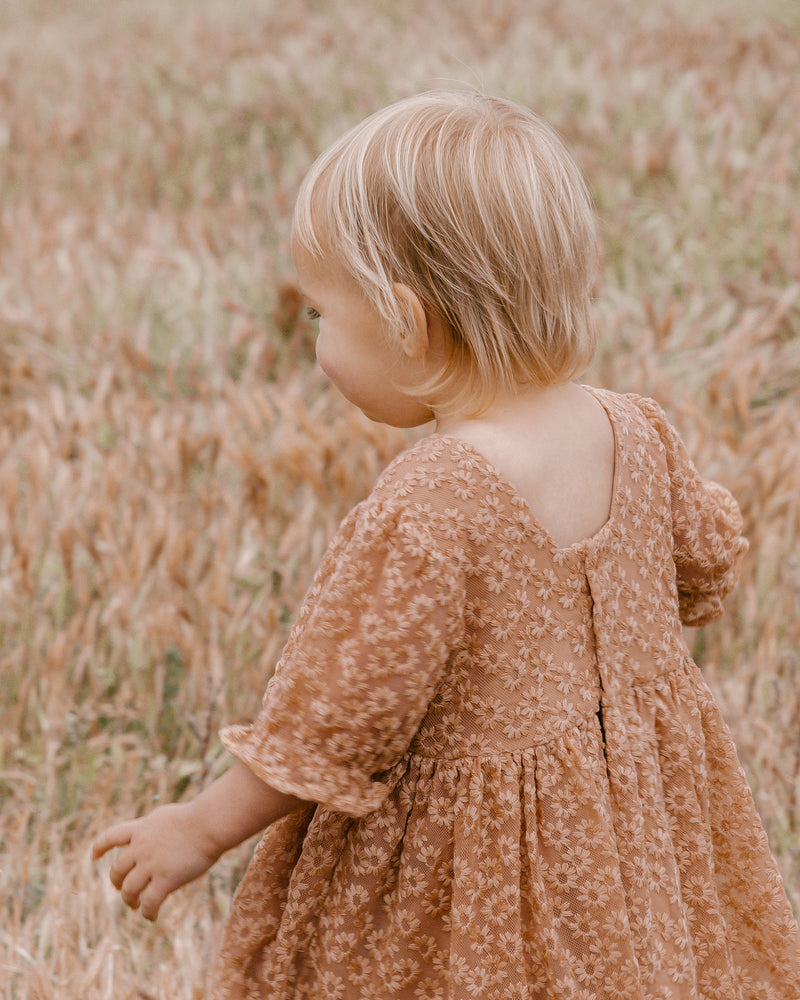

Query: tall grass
[1,0,798,996]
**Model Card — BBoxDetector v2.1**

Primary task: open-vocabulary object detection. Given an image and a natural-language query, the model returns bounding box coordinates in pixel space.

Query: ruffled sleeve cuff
[220,723,396,818]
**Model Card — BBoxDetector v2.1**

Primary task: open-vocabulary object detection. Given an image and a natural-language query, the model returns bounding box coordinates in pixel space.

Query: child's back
[94,89,800,999]
[437,380,616,549]
[212,386,800,999]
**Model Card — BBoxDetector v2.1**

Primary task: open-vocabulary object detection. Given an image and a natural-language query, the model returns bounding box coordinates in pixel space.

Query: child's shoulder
[370,433,492,507]
[354,435,481,531]
[584,385,667,422]
[357,391,684,527]
[585,385,682,447]
[366,394,674,515]
[333,436,476,561]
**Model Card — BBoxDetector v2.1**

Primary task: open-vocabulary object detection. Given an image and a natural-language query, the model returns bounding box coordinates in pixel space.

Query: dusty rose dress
[209,388,800,999]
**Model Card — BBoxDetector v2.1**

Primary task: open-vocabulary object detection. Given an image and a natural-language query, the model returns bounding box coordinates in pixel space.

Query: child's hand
[92,801,220,922]
[93,762,307,922]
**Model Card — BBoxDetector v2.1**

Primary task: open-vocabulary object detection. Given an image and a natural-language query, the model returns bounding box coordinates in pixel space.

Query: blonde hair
[292,89,600,415]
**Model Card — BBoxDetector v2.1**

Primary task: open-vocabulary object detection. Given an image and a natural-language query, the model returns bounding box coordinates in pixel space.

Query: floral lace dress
[209,388,800,1000]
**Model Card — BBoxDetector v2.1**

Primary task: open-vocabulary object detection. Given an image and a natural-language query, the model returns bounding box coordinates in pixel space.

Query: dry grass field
[1,0,798,996]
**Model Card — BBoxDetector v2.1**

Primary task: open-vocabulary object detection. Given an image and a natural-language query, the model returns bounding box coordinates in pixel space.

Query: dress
[209,388,800,1000]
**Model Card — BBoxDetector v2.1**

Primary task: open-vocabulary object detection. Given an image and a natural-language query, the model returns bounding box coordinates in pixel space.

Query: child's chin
[364,408,435,430]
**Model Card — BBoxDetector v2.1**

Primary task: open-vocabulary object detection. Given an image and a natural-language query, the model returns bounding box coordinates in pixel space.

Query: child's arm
[631,394,748,625]
[92,761,309,921]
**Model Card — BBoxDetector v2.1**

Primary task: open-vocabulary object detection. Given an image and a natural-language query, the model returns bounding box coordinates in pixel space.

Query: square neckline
[431,385,621,556]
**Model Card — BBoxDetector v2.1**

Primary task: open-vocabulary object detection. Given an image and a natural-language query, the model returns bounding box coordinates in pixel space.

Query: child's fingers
[108,848,138,891]
[91,823,132,860]
[120,865,151,910]
[139,879,168,922]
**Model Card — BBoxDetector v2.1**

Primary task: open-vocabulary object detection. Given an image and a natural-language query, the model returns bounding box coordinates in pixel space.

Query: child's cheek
[314,331,339,386]
[314,327,328,369]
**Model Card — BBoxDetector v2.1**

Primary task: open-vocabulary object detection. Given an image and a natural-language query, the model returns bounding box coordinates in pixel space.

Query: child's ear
[392,283,430,360]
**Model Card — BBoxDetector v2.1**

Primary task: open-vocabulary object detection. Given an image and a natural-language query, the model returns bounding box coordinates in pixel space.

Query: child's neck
[433,381,616,550]
[434,381,580,438]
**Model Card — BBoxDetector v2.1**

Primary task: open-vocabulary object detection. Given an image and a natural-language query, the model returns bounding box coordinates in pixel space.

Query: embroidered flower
[211,392,795,1000]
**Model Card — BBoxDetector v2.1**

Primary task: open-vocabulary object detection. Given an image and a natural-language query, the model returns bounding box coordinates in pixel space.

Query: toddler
[94,90,800,999]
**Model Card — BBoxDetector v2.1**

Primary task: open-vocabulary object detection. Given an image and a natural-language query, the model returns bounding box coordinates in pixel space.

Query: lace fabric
[209,388,800,999]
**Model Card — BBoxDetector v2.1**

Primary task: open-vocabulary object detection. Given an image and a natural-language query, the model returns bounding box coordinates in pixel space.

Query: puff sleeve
[220,488,467,817]
[630,394,749,627]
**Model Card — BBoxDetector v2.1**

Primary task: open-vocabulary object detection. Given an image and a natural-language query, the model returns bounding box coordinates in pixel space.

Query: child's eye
[306,306,320,321]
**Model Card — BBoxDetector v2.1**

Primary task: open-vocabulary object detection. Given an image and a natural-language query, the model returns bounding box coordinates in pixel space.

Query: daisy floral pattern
[210,389,800,999]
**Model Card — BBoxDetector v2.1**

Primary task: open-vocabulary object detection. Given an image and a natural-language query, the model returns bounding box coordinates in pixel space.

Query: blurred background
[1,1,798,996]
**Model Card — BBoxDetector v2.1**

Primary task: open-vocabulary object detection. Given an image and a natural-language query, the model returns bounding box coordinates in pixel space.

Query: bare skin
[436,381,616,550]
[92,761,307,921]
[94,258,615,921]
